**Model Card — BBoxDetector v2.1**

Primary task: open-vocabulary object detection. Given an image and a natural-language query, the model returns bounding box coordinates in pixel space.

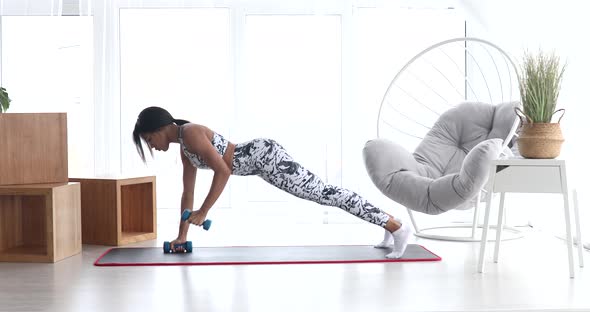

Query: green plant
[0,87,11,113]
[518,50,566,123]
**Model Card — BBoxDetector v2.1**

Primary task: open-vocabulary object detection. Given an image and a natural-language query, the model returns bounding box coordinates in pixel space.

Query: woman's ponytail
[173,118,190,126]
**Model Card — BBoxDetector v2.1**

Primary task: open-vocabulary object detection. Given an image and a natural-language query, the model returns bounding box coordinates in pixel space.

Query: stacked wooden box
[69,175,156,246]
[0,113,81,262]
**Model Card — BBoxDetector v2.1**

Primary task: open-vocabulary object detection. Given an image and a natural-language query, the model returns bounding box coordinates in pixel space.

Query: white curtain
[0,0,97,177]
[0,0,120,176]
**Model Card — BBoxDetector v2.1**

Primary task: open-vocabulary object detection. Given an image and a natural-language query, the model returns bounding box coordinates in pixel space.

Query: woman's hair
[132,106,189,162]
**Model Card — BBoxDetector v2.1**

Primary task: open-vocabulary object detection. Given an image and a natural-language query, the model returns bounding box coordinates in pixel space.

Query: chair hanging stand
[407,194,524,242]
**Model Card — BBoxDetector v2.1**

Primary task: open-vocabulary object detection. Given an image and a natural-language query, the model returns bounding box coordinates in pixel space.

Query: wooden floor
[0,210,588,312]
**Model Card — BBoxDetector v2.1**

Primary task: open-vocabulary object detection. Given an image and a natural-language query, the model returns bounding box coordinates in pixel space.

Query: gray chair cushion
[363,101,517,215]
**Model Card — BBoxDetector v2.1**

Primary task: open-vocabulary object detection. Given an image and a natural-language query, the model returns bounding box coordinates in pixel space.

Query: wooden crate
[0,183,81,263]
[0,113,68,186]
[69,176,156,246]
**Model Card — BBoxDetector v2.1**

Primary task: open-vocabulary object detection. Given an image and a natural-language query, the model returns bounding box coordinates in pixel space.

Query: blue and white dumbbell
[163,241,192,254]
[181,209,212,230]
[162,210,213,253]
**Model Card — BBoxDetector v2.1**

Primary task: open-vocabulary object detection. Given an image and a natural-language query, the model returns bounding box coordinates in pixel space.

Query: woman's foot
[385,222,411,259]
[374,229,393,248]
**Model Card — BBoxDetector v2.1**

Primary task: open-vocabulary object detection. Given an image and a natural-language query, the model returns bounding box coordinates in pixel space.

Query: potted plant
[515,50,567,159]
[0,87,10,113]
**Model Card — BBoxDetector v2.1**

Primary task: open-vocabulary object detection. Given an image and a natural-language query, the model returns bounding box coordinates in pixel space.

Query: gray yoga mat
[95,244,441,266]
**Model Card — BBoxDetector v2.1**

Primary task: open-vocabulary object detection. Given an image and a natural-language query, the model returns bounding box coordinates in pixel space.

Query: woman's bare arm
[177,148,197,240]
[182,125,231,223]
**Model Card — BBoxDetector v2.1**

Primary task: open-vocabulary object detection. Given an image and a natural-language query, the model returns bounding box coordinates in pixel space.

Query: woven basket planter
[515,108,564,159]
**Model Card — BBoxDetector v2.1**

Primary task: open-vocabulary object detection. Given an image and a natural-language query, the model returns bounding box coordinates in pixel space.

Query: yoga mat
[95,244,441,266]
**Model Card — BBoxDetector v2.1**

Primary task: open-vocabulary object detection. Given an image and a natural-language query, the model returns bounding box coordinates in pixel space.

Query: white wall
[462,0,590,238]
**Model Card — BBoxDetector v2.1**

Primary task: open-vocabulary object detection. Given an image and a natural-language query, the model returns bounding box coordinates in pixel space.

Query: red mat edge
[94,244,441,267]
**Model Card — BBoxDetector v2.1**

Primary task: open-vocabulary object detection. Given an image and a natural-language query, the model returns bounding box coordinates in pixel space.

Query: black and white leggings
[231,138,390,227]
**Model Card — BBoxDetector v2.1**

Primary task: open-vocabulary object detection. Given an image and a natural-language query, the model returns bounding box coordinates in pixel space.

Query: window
[119,8,232,209]
[239,15,341,217]
[117,5,464,225]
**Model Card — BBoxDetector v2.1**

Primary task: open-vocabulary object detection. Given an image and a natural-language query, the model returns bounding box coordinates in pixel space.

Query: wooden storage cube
[69,176,156,246]
[0,113,68,186]
[0,183,81,263]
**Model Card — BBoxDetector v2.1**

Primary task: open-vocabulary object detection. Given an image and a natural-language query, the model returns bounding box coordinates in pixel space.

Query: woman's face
[142,128,169,152]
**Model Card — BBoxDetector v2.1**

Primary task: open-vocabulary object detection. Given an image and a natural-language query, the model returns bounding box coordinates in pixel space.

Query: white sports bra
[178,125,229,169]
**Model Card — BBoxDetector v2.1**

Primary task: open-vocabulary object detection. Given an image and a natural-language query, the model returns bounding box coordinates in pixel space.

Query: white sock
[386,221,411,259]
[374,229,393,248]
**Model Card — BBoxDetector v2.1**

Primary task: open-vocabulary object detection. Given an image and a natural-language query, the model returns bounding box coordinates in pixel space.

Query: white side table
[477,158,584,278]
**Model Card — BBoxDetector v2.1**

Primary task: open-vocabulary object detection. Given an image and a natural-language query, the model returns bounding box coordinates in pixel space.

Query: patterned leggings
[231,138,390,227]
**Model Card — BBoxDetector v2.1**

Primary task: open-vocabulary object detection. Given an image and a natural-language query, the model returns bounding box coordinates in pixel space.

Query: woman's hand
[169,237,187,253]
[187,209,208,227]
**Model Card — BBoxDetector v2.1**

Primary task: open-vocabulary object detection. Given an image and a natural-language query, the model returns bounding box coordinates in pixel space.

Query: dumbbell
[181,209,212,230]
[163,240,192,254]
[162,210,213,253]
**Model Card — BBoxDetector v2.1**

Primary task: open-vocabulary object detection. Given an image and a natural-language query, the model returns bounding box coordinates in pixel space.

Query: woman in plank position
[132,106,411,257]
